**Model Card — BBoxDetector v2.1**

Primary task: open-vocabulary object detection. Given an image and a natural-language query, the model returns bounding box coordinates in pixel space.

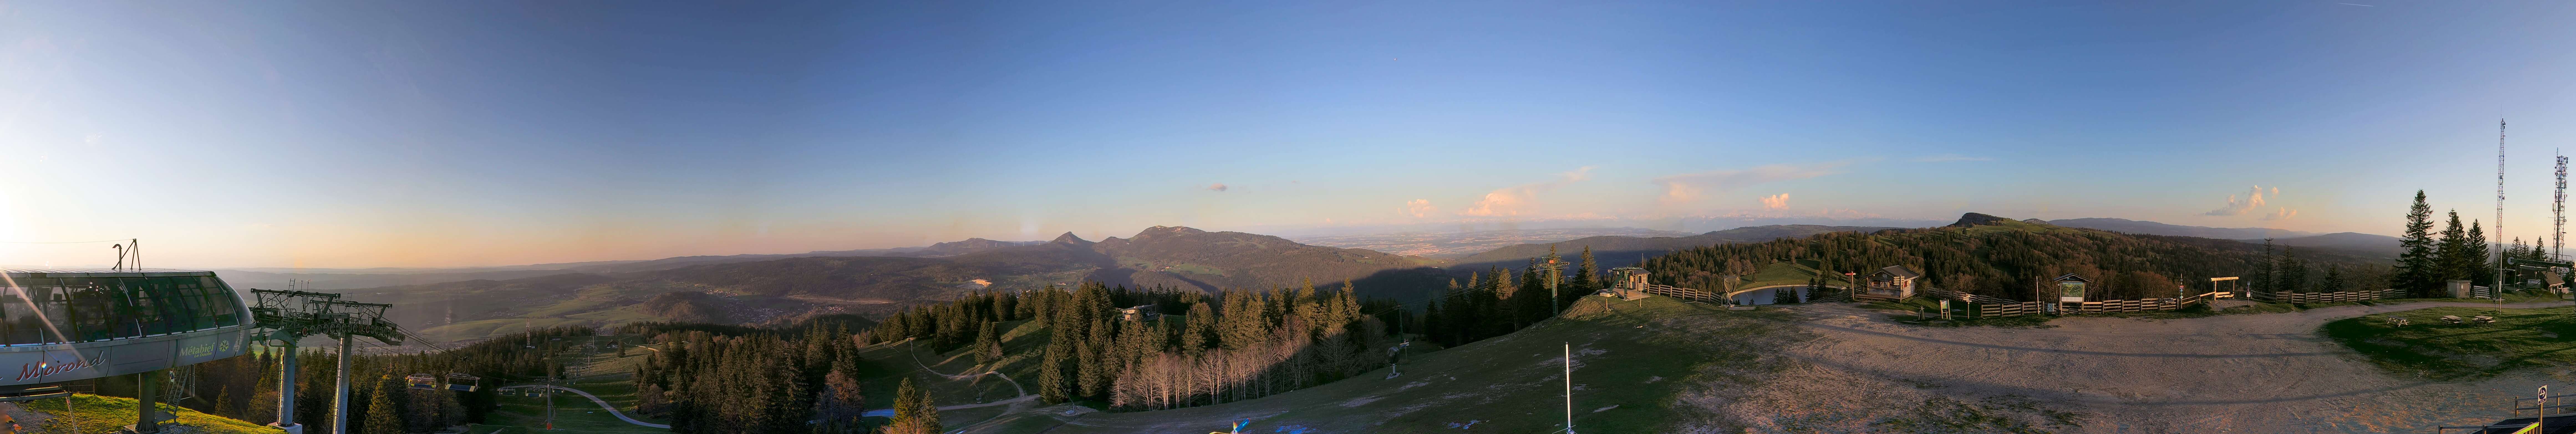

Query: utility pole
[1562,342,1576,434]
[1539,247,1566,315]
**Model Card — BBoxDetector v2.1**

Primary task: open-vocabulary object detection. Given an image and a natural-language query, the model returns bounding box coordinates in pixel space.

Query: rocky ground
[1710,301,2576,433]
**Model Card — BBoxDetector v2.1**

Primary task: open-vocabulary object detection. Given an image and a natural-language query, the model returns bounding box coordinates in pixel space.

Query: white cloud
[2203,185,2269,216]
[1206,183,1228,192]
[1405,199,1436,218]
[1651,162,1848,207]
[1914,154,1993,162]
[2261,207,2297,221]
[1759,193,1790,210]
[1460,166,1595,216]
[83,133,100,144]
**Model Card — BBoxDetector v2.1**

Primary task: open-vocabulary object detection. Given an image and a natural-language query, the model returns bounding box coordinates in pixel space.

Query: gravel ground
[1713,301,2576,433]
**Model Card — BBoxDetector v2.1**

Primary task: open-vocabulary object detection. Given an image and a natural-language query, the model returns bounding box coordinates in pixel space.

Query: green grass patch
[16,394,282,434]
[1029,296,1811,433]
[2322,306,2576,380]
[463,424,531,434]
[485,387,663,434]
[1743,261,1827,289]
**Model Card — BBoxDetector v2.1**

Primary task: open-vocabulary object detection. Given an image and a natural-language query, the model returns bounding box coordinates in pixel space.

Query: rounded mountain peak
[1136,226,1209,237]
[1948,213,2016,227]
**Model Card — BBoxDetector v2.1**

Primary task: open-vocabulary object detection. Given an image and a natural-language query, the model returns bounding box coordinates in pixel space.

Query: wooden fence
[1920,287,2016,305]
[1924,289,2235,317]
[1974,301,2041,317]
[2249,289,2403,303]
[2280,290,2384,304]
[1637,284,1716,303]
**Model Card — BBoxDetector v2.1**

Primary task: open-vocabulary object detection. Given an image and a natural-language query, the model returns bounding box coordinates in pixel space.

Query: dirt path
[521,385,670,429]
[875,340,1041,426]
[1715,300,2576,433]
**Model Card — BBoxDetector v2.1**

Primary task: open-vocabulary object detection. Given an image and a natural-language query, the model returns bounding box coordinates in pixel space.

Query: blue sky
[4,1,2575,268]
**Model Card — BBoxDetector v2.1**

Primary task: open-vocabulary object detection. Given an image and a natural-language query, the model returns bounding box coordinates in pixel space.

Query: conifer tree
[361,376,406,434]
[2276,246,2306,294]
[972,321,1002,365]
[2437,210,2468,285]
[1181,302,1215,356]
[1565,246,1600,305]
[881,378,941,434]
[1037,323,1074,404]
[1079,318,1112,400]
[2319,264,2345,293]
[2251,238,2274,293]
[2398,190,2438,296]
[2467,220,2491,286]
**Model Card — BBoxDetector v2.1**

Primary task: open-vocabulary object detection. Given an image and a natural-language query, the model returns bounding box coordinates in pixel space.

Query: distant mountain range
[1452,224,1904,270]
[2041,217,2400,259]
[2044,218,2318,240]
[316,226,1449,342]
[217,238,1049,290]
[248,215,2421,344]
[2243,232,2404,259]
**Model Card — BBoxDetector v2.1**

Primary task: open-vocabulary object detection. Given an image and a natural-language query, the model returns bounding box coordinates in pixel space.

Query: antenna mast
[2496,119,2507,301]
[2555,148,2566,261]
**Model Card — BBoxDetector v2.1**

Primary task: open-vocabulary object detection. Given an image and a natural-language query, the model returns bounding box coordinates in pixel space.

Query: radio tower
[2495,119,2506,301]
[2554,149,2566,261]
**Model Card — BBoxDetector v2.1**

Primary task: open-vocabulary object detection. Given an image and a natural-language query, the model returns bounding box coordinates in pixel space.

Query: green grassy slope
[485,385,663,434]
[16,394,283,434]
[969,295,1806,433]
[479,334,669,433]
[2324,306,2576,380]
[848,318,1048,410]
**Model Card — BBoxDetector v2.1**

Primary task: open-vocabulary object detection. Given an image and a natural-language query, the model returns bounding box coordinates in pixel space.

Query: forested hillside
[171,327,599,434]
[1453,224,1902,270]
[1644,213,2391,301]
[311,226,1453,344]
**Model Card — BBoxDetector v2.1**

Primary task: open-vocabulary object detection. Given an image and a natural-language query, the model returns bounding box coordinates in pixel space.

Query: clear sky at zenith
[4,1,2575,268]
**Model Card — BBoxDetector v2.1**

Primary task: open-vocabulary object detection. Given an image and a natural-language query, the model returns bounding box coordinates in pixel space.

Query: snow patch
[1645,376,1664,384]
[1342,396,1383,407]
[1593,405,1619,413]
[1398,381,1431,391]
[1272,425,1314,434]
[1447,420,1484,429]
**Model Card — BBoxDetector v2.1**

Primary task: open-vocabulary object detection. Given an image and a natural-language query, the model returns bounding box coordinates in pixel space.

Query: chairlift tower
[250,290,402,434]
[1536,248,1567,315]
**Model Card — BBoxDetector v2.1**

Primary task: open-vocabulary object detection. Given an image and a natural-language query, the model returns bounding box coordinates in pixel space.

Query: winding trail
[518,385,670,429]
[860,340,1037,418]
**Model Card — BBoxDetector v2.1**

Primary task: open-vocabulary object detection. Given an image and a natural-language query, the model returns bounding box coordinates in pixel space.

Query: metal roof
[0,268,216,278]
[1878,265,1922,279]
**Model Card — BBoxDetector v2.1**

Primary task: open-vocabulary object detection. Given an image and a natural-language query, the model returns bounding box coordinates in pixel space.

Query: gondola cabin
[0,269,254,397]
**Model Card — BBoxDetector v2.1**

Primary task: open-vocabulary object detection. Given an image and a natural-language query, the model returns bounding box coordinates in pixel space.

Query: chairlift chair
[445,373,482,391]
[405,374,440,390]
